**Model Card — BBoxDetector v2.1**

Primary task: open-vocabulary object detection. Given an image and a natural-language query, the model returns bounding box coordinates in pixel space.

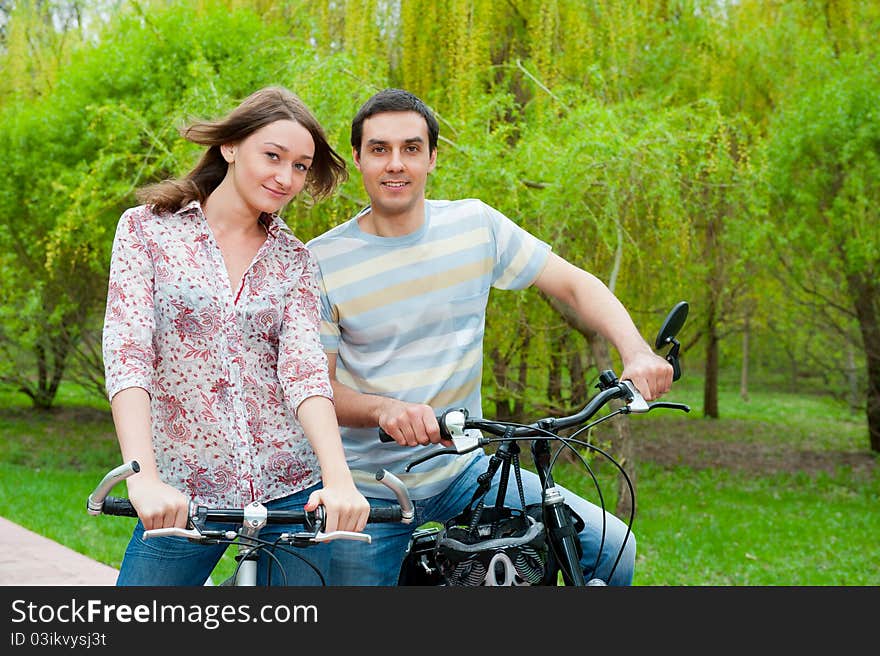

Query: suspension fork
[531,436,586,586]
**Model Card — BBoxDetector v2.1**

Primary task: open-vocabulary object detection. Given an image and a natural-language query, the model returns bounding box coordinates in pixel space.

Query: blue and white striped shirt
[307,199,550,499]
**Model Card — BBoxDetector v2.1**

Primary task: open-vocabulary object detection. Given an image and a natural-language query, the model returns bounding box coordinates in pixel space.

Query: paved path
[0,517,118,586]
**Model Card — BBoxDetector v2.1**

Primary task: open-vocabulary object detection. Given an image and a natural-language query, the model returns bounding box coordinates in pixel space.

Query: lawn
[0,377,877,585]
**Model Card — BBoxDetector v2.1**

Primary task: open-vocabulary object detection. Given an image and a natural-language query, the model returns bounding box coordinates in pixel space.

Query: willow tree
[766,53,880,452]
[0,0,94,406]
[0,0,364,406]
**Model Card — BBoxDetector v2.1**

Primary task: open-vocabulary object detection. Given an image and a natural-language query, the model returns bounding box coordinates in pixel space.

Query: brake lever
[143,527,223,542]
[404,433,483,472]
[282,529,372,546]
[404,446,458,471]
[312,530,372,544]
[620,380,650,413]
[647,401,691,413]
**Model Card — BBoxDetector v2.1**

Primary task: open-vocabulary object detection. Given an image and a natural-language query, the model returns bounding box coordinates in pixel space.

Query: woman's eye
[294,162,309,172]
[266,152,280,160]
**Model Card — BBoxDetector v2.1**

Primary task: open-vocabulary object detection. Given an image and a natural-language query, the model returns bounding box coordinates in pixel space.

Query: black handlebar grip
[379,411,452,442]
[102,496,138,517]
[367,506,403,522]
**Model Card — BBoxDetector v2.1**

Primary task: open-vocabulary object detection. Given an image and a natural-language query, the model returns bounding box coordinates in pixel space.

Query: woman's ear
[221,144,235,163]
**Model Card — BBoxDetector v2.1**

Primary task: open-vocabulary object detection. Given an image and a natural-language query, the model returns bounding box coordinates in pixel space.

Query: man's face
[353,110,436,221]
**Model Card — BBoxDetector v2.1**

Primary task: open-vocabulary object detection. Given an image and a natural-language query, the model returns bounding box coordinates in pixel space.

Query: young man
[307,88,673,586]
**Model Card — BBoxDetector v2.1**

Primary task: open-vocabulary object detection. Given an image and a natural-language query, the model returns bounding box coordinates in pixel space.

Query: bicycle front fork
[542,486,587,586]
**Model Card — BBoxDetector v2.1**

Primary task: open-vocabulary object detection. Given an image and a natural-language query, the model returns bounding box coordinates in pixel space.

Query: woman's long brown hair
[137,86,347,213]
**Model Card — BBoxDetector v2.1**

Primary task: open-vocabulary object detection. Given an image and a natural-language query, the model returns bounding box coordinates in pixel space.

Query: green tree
[0,0,364,406]
[766,52,880,451]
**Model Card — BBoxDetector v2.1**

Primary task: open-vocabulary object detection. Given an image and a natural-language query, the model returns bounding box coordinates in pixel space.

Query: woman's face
[223,119,316,215]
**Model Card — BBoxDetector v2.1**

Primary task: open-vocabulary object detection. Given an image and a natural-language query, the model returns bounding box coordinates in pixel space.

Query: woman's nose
[275,167,292,187]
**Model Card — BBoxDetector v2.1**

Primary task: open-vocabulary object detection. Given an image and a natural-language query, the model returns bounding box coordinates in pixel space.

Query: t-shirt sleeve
[485,202,552,290]
[312,254,341,355]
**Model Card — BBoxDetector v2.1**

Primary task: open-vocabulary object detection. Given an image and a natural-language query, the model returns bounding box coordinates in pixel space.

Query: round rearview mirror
[655,301,689,350]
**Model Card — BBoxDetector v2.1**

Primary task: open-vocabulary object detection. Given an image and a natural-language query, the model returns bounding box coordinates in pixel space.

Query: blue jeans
[327,451,636,586]
[115,483,332,586]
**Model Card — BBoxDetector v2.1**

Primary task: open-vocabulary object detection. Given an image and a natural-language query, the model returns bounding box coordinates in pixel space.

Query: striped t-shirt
[307,199,550,499]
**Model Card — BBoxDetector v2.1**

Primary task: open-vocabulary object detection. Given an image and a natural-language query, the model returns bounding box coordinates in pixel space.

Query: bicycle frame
[393,301,692,586]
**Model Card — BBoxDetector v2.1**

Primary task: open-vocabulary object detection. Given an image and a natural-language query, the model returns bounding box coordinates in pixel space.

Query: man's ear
[428,147,437,173]
[352,147,362,171]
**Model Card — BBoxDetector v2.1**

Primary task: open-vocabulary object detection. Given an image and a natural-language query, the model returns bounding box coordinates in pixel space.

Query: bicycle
[388,301,692,586]
[87,462,414,586]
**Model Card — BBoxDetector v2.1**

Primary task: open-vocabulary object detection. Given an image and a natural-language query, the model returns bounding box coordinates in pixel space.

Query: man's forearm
[330,378,388,428]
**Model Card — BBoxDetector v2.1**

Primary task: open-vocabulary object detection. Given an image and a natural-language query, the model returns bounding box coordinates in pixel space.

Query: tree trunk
[703,294,720,418]
[514,331,530,420]
[490,345,515,423]
[704,324,720,418]
[569,347,588,409]
[702,197,722,419]
[740,314,750,402]
[846,344,860,415]
[848,271,880,453]
[17,336,69,410]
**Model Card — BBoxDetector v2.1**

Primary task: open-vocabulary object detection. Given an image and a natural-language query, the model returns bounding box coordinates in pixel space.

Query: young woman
[102,86,369,585]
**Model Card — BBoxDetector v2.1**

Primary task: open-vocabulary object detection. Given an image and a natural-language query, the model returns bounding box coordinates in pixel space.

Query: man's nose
[386,149,404,171]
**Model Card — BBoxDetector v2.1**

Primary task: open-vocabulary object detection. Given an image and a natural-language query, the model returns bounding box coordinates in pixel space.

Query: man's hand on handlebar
[619,349,673,402]
[377,398,453,447]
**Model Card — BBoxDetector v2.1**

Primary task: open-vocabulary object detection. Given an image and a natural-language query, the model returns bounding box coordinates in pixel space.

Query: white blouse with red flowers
[102,201,333,506]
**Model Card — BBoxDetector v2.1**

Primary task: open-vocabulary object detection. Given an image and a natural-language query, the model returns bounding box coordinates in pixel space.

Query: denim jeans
[115,482,332,586]
[326,451,636,586]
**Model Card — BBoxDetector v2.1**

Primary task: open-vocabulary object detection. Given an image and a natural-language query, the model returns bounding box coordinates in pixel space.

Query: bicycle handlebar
[87,461,415,544]
[378,375,690,457]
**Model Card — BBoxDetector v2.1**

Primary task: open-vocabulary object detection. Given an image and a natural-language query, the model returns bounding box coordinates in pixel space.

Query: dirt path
[635,433,877,476]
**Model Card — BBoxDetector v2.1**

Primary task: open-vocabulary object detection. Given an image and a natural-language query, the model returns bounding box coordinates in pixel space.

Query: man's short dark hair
[351,88,440,155]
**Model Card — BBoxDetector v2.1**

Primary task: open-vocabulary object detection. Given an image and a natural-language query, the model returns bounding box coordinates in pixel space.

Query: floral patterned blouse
[102,201,333,506]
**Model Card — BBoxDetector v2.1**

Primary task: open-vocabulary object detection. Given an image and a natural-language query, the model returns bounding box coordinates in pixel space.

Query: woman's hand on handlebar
[125,475,190,531]
[378,398,451,447]
[306,484,371,534]
[619,349,673,401]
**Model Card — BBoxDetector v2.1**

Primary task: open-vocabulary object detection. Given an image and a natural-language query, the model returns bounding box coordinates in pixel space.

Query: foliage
[765,49,880,448]
[0,0,365,405]
[0,0,878,451]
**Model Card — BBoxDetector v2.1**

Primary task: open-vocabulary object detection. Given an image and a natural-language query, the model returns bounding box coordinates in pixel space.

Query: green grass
[641,372,868,450]
[0,378,877,585]
[635,465,880,585]
[550,461,880,585]
[0,383,238,583]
